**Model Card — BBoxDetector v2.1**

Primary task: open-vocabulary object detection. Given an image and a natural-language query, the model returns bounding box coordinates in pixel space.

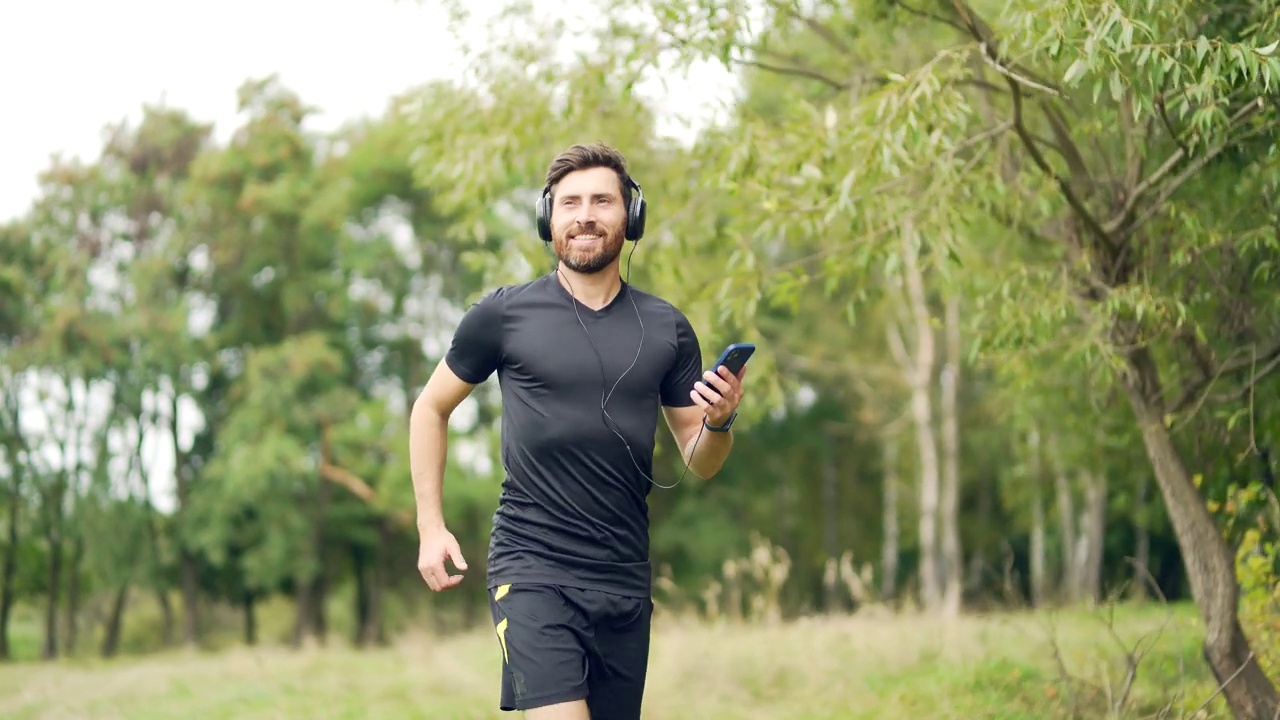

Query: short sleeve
[660,308,704,407]
[444,289,505,384]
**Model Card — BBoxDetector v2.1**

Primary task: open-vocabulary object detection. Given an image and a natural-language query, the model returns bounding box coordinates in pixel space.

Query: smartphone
[713,342,755,376]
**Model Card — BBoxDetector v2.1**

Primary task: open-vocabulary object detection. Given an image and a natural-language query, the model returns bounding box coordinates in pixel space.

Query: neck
[556,260,623,310]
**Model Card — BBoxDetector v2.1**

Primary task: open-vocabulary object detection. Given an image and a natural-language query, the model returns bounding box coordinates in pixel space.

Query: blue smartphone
[713,343,755,376]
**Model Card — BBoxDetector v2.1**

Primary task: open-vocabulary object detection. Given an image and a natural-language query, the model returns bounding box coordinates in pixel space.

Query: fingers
[447,536,468,572]
[419,536,468,593]
[690,381,722,407]
[704,368,734,394]
[422,560,462,592]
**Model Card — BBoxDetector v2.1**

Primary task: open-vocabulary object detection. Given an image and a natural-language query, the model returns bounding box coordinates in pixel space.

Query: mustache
[569,225,605,238]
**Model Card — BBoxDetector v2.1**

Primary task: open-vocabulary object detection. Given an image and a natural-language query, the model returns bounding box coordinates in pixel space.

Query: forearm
[409,400,450,532]
[684,426,734,479]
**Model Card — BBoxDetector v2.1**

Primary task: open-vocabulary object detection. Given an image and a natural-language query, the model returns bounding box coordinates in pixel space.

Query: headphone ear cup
[535,190,552,243]
[626,187,646,242]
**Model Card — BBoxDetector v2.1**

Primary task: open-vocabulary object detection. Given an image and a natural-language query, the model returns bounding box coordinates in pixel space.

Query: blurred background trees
[1,0,1277,712]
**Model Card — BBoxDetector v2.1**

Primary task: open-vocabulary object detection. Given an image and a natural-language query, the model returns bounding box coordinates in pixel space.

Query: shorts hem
[504,688,589,712]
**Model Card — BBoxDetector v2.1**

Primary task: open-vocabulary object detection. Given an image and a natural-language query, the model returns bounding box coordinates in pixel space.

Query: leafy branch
[1171,337,1280,416]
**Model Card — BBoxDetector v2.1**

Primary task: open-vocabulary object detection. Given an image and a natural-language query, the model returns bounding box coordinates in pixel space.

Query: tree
[589,0,1280,715]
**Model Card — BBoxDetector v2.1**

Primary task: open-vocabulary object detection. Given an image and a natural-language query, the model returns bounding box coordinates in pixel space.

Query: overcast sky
[1,0,736,224]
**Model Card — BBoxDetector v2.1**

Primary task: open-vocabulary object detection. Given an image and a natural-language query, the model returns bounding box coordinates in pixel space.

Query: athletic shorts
[488,582,653,719]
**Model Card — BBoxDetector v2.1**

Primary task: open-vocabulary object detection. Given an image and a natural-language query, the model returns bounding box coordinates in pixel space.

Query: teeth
[574,235,599,240]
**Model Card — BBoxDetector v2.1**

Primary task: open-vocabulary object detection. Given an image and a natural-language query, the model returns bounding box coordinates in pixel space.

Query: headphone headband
[535,173,647,243]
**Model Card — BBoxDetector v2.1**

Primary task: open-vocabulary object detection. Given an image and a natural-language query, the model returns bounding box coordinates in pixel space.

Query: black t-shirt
[444,271,704,598]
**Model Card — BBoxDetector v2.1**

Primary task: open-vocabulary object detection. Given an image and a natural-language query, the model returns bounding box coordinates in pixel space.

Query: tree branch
[1006,71,1114,250]
[1172,337,1280,415]
[945,0,1113,252]
[1106,97,1268,236]
[318,424,412,528]
[889,0,967,34]
[735,56,850,90]
[978,43,1065,98]
[777,3,852,55]
[1207,347,1280,406]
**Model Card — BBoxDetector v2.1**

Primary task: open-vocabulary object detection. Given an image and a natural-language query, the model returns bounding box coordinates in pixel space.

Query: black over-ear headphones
[535,173,647,243]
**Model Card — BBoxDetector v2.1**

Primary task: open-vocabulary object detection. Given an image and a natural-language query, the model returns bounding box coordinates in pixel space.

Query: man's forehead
[554,167,621,196]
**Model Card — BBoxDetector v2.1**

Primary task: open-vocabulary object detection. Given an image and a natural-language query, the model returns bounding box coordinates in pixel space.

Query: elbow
[410,393,450,428]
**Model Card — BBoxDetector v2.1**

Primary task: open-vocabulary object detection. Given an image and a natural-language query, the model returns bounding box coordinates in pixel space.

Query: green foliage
[3,5,1280,701]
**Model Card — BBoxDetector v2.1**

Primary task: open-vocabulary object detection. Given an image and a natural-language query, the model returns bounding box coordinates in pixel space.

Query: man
[409,143,747,719]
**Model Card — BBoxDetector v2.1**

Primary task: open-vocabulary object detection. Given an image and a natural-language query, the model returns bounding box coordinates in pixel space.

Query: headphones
[535,173,647,243]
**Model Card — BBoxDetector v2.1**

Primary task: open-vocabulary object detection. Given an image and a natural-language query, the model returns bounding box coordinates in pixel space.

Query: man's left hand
[691,365,747,428]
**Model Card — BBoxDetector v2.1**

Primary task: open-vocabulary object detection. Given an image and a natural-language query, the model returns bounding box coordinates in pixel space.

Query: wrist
[703,411,737,432]
[417,515,447,535]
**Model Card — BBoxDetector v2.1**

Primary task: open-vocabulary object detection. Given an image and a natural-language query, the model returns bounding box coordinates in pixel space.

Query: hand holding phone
[693,343,754,432]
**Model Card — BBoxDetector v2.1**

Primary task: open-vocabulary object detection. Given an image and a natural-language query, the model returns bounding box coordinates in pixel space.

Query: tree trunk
[1028,430,1047,608]
[822,438,840,612]
[243,591,257,646]
[1123,346,1280,719]
[965,456,995,600]
[100,585,128,658]
[939,294,963,617]
[0,475,19,661]
[887,219,941,613]
[881,430,900,602]
[292,582,315,649]
[172,395,199,648]
[138,452,173,648]
[179,553,199,647]
[42,529,61,660]
[1079,471,1107,604]
[64,534,83,655]
[1044,433,1079,603]
[1053,463,1078,602]
[354,542,372,647]
[367,520,389,645]
[1131,473,1151,601]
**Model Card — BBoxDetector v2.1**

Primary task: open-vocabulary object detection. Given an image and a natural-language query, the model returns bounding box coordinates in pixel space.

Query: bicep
[415,358,478,419]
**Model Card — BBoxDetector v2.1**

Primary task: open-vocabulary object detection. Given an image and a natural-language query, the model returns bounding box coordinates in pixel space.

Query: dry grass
[0,601,1232,720]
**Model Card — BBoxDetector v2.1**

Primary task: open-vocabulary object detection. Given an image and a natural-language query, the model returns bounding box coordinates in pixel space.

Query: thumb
[448,536,468,571]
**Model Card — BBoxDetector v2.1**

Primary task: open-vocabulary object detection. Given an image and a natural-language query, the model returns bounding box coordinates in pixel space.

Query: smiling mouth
[570,234,601,243]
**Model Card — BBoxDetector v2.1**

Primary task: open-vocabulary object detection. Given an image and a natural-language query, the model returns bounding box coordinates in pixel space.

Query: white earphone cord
[558,242,704,490]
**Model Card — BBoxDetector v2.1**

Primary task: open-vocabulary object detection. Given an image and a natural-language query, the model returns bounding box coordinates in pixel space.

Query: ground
[0,602,1239,719]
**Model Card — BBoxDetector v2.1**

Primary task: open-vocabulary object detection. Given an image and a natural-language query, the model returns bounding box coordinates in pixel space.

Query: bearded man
[409,143,749,720]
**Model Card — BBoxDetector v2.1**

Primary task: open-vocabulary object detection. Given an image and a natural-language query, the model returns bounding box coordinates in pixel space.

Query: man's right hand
[418,527,468,592]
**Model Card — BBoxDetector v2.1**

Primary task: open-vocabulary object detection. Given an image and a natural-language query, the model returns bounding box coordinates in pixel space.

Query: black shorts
[488,582,653,719]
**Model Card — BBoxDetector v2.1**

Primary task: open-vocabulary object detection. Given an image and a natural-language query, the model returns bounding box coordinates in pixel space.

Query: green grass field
[0,602,1236,719]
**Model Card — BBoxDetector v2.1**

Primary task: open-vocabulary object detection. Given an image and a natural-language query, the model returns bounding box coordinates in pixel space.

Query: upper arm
[416,288,505,419]
[659,307,705,449]
[416,358,479,419]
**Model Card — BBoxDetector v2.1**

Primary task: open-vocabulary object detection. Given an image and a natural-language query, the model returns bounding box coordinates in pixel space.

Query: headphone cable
[558,241,703,490]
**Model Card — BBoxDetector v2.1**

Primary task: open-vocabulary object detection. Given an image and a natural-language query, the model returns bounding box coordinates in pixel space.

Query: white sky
[0,0,465,222]
[0,0,738,224]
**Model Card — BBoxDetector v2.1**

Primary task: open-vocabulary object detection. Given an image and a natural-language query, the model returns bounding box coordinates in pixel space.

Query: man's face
[549,166,627,274]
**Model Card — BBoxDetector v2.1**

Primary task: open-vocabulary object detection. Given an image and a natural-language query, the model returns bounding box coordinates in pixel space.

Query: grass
[0,600,1237,719]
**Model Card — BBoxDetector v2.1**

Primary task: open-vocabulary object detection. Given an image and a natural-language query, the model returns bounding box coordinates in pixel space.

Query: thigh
[489,584,592,712]
[583,594,653,720]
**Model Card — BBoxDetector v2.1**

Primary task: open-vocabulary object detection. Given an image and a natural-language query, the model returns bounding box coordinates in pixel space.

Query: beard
[553,222,626,274]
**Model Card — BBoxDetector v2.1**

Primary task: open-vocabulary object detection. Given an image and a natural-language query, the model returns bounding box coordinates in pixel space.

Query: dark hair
[544,143,632,204]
